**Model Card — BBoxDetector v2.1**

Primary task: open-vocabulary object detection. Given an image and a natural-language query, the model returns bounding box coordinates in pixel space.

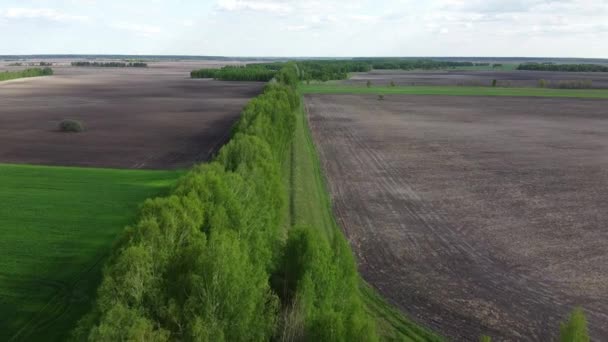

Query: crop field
[0,60,265,341]
[0,65,263,169]
[342,69,608,88]
[0,163,182,341]
[305,93,608,340]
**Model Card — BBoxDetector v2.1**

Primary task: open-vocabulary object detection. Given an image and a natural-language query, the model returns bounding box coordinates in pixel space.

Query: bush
[378,94,385,101]
[492,79,497,87]
[560,308,589,342]
[538,79,547,88]
[366,80,372,88]
[390,81,396,87]
[59,119,84,133]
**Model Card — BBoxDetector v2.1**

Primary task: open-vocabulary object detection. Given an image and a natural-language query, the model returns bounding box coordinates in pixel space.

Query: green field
[0,164,182,341]
[289,98,444,341]
[301,84,608,99]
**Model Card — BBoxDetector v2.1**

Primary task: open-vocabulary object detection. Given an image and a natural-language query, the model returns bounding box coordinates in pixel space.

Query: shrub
[538,79,547,88]
[378,94,385,101]
[59,119,84,133]
[366,80,372,88]
[389,81,396,87]
[492,79,497,87]
[560,308,589,342]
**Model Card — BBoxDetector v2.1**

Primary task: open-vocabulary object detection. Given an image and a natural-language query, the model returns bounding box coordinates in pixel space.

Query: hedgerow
[0,67,53,81]
[73,63,376,341]
[191,65,277,81]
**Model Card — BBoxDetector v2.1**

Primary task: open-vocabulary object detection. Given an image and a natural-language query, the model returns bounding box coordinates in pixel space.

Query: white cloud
[216,0,292,14]
[0,7,88,22]
[111,23,162,36]
[284,24,309,31]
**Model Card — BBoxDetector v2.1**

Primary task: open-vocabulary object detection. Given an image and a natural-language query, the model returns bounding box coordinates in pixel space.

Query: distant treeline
[0,67,53,82]
[71,61,148,68]
[74,63,377,341]
[191,64,279,81]
[297,60,371,81]
[364,59,483,70]
[518,63,608,72]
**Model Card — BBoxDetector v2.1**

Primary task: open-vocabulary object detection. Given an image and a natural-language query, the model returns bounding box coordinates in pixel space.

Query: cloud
[111,23,162,36]
[216,0,292,14]
[0,7,88,22]
[284,24,309,31]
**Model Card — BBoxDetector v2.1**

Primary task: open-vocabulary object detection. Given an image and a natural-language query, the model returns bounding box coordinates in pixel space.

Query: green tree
[560,308,589,342]
[366,80,372,88]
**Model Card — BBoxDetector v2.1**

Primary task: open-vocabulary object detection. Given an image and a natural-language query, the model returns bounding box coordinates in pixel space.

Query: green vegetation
[298,60,371,82]
[191,65,278,81]
[0,67,53,82]
[0,164,181,342]
[364,59,485,70]
[71,61,147,67]
[59,119,85,133]
[560,308,590,342]
[301,84,608,99]
[519,63,608,72]
[75,64,376,341]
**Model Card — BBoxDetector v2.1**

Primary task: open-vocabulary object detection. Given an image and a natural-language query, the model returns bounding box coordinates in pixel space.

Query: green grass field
[0,164,182,341]
[289,99,444,341]
[301,84,608,99]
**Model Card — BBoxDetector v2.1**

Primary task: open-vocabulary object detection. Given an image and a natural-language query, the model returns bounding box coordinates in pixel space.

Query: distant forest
[71,61,148,68]
[518,63,608,72]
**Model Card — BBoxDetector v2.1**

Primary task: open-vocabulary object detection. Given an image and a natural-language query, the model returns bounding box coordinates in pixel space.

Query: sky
[0,0,606,57]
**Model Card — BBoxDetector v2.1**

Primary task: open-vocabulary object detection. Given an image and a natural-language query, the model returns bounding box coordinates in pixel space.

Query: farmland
[0,164,182,341]
[0,64,263,169]
[304,93,608,340]
[0,59,266,341]
[1,55,603,341]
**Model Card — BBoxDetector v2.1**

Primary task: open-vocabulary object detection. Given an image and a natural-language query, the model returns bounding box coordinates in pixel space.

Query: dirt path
[305,94,608,341]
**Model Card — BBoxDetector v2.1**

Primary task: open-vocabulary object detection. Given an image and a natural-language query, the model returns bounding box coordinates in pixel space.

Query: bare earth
[344,70,608,88]
[305,94,608,341]
[0,62,263,169]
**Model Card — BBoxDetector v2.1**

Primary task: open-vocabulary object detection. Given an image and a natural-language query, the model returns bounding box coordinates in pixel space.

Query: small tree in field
[390,81,396,87]
[560,308,589,342]
[538,79,547,88]
[491,79,497,87]
[366,80,372,88]
[377,94,384,101]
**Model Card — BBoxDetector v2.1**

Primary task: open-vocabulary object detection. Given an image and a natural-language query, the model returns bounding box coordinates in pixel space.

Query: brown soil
[305,94,608,341]
[344,70,608,88]
[0,64,264,169]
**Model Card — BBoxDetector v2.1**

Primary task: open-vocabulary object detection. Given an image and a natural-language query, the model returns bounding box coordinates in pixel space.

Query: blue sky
[0,0,606,57]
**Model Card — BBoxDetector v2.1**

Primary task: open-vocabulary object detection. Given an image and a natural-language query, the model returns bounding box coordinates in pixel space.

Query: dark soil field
[305,94,608,341]
[344,70,608,88]
[0,64,263,169]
